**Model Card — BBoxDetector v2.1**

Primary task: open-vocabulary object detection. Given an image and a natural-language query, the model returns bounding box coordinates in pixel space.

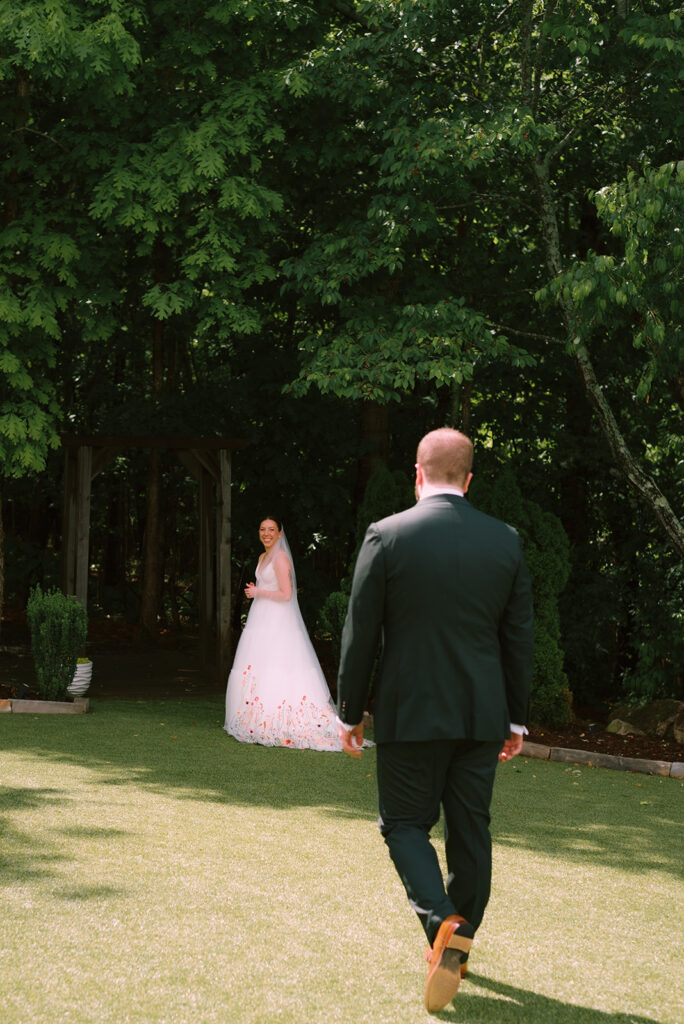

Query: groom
[336,427,534,1013]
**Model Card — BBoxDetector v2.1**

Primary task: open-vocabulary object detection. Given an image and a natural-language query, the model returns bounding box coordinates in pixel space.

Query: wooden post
[62,447,78,594]
[198,466,215,668]
[74,445,92,607]
[217,449,232,684]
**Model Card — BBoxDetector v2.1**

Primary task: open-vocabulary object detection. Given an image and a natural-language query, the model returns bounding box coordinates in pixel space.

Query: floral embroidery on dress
[226,667,341,751]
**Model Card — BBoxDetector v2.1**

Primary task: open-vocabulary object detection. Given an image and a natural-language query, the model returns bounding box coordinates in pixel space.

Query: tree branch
[487,320,565,345]
[436,192,539,218]
[11,126,69,153]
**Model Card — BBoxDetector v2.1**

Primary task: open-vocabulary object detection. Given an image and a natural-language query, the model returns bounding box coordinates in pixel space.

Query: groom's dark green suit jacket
[337,494,534,743]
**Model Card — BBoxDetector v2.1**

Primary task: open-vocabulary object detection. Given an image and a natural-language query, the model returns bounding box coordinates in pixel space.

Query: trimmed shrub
[469,467,573,727]
[623,557,683,704]
[354,465,414,547]
[318,588,351,648]
[27,585,88,701]
[318,464,413,651]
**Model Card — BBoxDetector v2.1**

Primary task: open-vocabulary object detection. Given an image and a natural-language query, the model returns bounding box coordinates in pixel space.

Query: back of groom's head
[417,427,473,486]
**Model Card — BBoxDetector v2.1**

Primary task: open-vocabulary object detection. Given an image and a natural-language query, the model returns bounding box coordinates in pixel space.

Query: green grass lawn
[1,698,681,1024]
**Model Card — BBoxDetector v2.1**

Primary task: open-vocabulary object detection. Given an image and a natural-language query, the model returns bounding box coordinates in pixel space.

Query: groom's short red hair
[416,428,473,486]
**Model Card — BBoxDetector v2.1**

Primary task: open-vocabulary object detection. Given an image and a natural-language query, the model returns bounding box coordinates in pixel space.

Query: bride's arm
[250,551,293,602]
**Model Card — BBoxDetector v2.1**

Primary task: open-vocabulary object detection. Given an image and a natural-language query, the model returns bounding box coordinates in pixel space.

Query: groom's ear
[463,472,473,494]
[414,463,422,500]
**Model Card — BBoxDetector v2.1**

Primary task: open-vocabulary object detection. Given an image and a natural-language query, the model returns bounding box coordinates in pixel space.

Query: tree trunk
[165,500,181,632]
[354,399,389,507]
[0,496,4,638]
[533,157,684,559]
[572,341,684,558]
[558,375,591,549]
[139,242,167,636]
[140,448,163,636]
[447,379,472,434]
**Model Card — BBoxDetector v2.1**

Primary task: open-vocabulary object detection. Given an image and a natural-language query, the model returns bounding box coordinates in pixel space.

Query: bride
[224,517,344,751]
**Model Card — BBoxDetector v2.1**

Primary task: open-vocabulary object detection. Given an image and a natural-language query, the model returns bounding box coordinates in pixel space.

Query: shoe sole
[424,923,473,1013]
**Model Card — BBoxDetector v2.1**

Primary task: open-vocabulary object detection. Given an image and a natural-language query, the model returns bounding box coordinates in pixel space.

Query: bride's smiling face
[259,519,281,552]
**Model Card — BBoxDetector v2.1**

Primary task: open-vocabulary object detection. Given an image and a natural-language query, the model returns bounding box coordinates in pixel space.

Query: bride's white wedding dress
[224,548,343,751]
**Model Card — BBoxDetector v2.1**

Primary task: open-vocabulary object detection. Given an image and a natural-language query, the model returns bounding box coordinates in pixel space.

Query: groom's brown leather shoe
[424,915,474,1013]
[424,947,468,979]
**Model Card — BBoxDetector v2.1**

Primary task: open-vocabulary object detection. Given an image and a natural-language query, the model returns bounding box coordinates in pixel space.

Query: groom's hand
[498,732,524,762]
[339,723,364,758]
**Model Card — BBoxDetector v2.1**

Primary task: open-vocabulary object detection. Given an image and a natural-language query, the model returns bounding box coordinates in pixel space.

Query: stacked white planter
[68,660,93,697]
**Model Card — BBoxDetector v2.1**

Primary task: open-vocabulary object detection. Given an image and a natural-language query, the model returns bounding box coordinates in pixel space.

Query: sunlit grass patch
[0,699,681,1024]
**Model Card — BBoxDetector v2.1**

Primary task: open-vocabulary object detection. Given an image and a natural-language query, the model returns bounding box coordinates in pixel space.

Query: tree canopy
[1,0,682,718]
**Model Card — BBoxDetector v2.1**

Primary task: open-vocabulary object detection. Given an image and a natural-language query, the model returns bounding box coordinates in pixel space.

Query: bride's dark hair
[260,515,282,530]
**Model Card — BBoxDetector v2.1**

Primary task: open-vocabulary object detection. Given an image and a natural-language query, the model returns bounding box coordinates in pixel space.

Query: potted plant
[68,656,93,697]
[26,585,88,702]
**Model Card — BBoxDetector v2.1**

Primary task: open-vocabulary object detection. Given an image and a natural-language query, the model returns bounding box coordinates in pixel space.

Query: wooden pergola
[61,435,249,679]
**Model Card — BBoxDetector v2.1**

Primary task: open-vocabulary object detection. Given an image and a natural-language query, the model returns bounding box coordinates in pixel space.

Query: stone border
[359,715,682,778]
[0,697,89,714]
[521,739,684,779]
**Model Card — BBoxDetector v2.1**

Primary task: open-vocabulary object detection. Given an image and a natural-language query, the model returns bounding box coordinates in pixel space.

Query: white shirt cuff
[339,715,526,735]
[336,715,361,732]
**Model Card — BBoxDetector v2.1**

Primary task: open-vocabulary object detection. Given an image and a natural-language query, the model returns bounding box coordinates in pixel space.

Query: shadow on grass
[438,974,663,1024]
[0,786,73,884]
[61,826,131,840]
[1,698,682,882]
[0,786,134,892]
[493,759,684,882]
[57,884,128,901]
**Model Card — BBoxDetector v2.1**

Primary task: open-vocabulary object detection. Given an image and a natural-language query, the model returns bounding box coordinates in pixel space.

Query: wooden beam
[176,450,203,482]
[188,448,219,480]
[61,435,249,451]
[217,449,232,684]
[91,446,121,478]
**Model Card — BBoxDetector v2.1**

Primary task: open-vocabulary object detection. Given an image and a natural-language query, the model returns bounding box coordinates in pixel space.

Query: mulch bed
[528,720,683,764]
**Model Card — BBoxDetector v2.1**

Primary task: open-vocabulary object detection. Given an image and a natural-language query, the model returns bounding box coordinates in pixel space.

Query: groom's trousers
[376,738,501,945]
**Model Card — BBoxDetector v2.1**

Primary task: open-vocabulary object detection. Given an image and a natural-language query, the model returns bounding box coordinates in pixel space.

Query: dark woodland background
[1,1,682,724]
